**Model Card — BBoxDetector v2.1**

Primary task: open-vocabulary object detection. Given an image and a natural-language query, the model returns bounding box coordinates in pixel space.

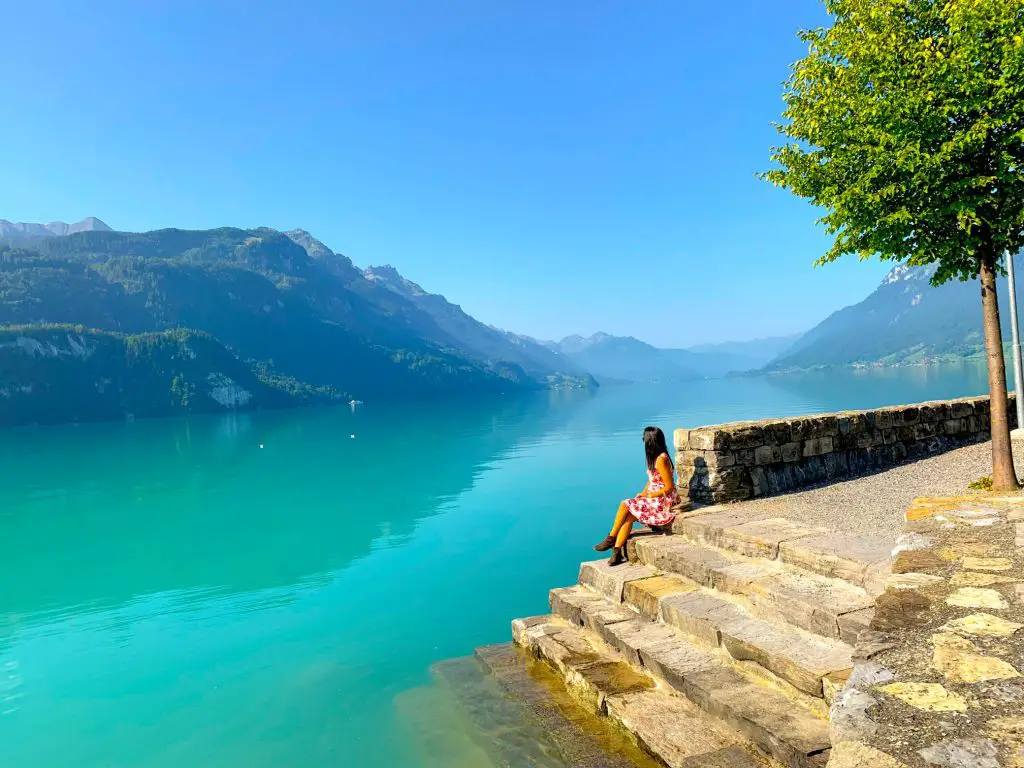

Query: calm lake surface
[0,364,994,767]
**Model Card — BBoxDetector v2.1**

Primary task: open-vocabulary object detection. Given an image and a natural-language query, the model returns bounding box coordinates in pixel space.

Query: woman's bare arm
[644,455,676,498]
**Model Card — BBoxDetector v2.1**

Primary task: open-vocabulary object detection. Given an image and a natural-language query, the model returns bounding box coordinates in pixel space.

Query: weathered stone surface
[638,636,720,689]
[744,567,876,639]
[946,587,1009,610]
[940,612,1023,638]
[719,615,853,696]
[680,746,765,768]
[872,587,931,631]
[823,669,851,705]
[876,682,968,713]
[623,575,695,620]
[892,547,945,573]
[932,632,1021,683]
[674,509,774,548]
[828,741,907,768]
[660,591,748,647]
[718,517,826,559]
[963,556,1014,572]
[917,738,1001,768]
[780,532,893,586]
[605,690,740,768]
[709,561,783,595]
[578,559,656,602]
[565,659,653,706]
[885,572,946,591]
[634,537,739,586]
[511,615,559,648]
[950,571,1017,587]
[603,618,679,666]
[852,631,898,660]
[683,666,832,767]
[838,608,876,645]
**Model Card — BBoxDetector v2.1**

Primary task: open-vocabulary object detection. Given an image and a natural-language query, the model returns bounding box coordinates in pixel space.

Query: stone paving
[831,494,1024,767]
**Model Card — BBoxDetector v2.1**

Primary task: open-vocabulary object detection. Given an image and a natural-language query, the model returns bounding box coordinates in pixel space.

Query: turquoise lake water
[0,364,994,767]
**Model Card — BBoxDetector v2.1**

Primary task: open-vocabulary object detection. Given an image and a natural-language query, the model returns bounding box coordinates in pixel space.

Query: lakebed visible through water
[0,363,995,766]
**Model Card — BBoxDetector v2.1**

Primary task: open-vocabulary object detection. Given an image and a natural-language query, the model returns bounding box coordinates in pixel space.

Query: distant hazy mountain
[364,265,594,387]
[548,333,702,384]
[687,335,802,370]
[0,217,111,245]
[544,331,802,383]
[765,258,1024,371]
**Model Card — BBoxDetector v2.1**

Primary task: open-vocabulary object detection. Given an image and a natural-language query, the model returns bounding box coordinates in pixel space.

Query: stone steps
[511,510,899,767]
[672,510,893,594]
[625,535,877,643]
[553,582,846,710]
[513,615,778,768]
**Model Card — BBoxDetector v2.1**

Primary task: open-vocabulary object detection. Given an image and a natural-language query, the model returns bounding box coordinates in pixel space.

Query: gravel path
[715,440,1024,541]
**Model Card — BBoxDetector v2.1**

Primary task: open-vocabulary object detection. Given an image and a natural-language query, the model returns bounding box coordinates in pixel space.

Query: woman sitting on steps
[594,426,679,567]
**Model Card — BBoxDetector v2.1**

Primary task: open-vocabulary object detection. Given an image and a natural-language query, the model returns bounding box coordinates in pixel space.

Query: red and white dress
[624,453,678,527]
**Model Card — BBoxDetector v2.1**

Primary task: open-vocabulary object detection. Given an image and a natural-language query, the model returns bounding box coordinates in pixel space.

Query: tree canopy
[764,0,1024,284]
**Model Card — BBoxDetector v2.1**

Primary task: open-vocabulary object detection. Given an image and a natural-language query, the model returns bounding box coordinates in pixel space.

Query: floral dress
[624,453,678,527]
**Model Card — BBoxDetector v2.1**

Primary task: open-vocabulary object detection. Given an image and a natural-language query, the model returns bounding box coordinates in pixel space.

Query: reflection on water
[0,364,993,766]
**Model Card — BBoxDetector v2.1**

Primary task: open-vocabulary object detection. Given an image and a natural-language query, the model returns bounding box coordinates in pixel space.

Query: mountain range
[0,216,1016,426]
[0,220,607,426]
[765,257,1024,372]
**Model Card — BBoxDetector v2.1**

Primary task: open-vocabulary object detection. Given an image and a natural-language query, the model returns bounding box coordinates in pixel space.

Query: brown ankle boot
[593,535,615,552]
[607,547,626,566]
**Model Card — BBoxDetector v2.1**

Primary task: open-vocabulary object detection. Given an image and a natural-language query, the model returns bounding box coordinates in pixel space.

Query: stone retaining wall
[674,395,1018,504]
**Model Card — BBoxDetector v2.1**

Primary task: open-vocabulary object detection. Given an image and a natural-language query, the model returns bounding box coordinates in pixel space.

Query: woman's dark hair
[643,426,671,471]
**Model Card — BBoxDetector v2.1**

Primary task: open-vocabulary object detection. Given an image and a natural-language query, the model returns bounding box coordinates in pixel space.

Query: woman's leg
[609,501,631,537]
[614,512,636,548]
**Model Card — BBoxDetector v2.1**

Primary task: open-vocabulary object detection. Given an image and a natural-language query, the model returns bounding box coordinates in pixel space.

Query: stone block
[633,537,738,586]
[659,591,747,647]
[603,618,678,666]
[724,424,764,449]
[578,560,656,602]
[718,616,854,696]
[682,666,832,768]
[780,441,802,462]
[604,691,741,767]
[762,421,792,444]
[753,443,781,465]
[745,569,875,639]
[828,742,907,768]
[678,449,734,468]
[689,429,728,451]
[623,575,695,620]
[779,532,893,586]
[637,636,720,690]
[870,587,931,631]
[673,428,690,450]
[719,517,826,559]
[837,608,875,645]
[950,400,974,418]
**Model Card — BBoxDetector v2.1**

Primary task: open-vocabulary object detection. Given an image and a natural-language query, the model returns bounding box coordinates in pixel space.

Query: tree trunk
[979,248,1020,490]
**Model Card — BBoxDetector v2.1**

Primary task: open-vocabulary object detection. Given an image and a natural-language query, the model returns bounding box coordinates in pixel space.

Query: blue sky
[0,0,892,347]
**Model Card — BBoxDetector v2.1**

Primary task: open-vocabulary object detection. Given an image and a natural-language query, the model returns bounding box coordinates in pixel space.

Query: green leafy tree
[764,0,1024,489]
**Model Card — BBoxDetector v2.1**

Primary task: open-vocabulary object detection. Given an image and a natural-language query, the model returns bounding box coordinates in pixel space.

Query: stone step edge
[669,511,894,594]
[558,578,852,704]
[513,614,830,768]
[507,616,767,768]
[620,536,876,644]
[558,582,834,721]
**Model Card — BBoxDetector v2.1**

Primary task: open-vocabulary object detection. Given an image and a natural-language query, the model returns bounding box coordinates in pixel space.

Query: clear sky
[0,0,893,347]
